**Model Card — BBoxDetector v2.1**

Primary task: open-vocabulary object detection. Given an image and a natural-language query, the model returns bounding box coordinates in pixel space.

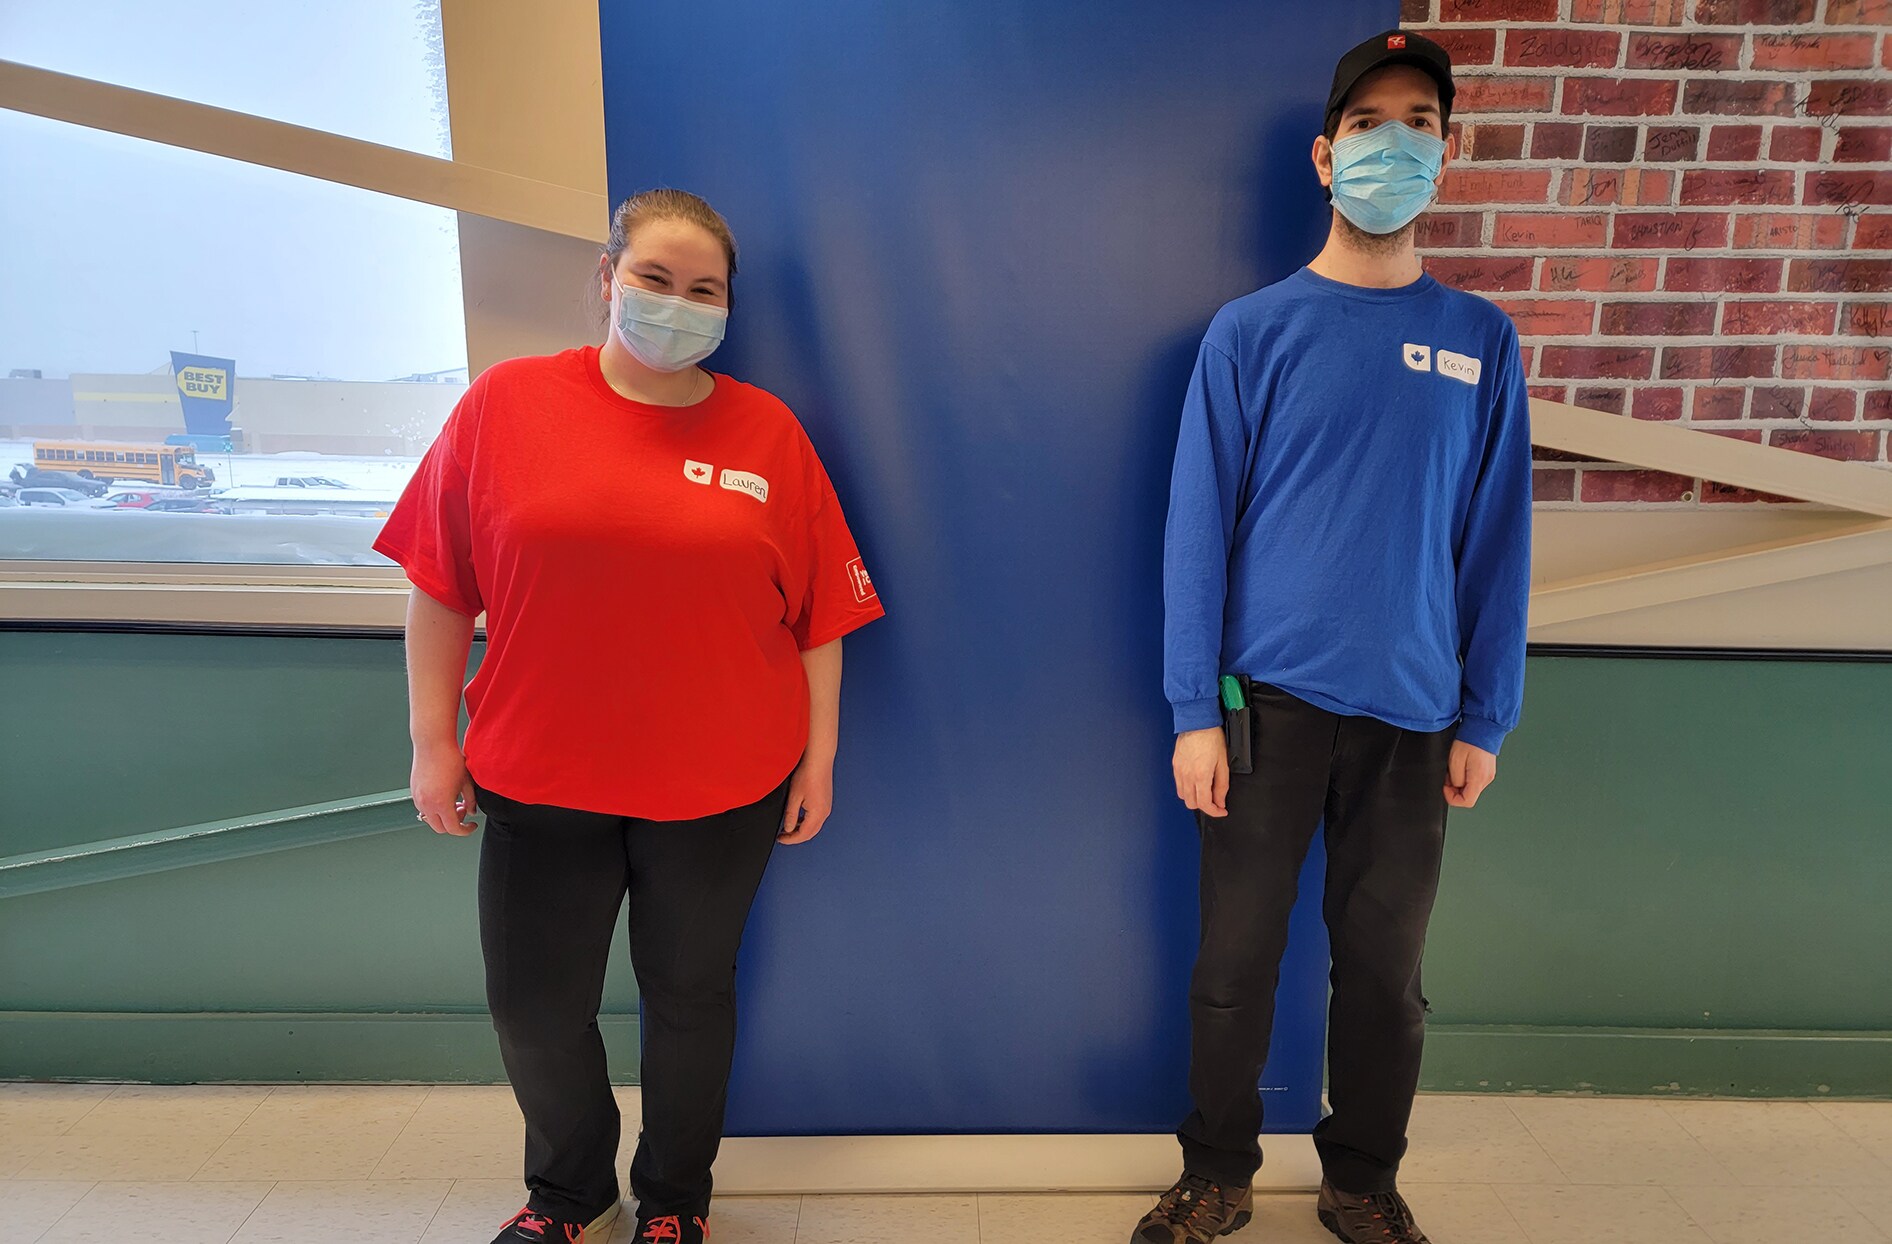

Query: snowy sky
[0,1,468,381]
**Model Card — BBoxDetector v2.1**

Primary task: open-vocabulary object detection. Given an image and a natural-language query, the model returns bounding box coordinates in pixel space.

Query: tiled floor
[1,1085,1887,1242]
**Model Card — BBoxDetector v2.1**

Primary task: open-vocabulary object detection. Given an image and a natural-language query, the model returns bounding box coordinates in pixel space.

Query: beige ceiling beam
[1532,398,1892,518]
[0,58,608,243]
[1529,519,1892,628]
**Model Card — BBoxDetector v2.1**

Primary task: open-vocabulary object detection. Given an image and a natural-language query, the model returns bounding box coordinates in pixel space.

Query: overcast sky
[0,0,468,381]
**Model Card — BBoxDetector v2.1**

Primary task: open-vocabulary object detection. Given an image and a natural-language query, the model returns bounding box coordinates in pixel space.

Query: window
[0,109,467,567]
[0,0,451,159]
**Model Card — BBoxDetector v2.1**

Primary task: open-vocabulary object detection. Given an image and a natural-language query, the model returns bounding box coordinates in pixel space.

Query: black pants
[476,779,787,1221]
[1177,684,1455,1195]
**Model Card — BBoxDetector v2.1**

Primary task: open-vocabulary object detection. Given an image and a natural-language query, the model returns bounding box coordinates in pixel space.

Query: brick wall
[1406,0,1891,506]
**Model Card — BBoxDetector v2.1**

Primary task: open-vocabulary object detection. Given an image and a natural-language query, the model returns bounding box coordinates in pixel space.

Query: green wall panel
[1,632,1886,1093]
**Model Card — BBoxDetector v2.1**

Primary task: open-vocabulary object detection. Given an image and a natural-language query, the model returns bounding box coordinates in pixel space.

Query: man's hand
[1174,727,1230,819]
[1444,740,1497,809]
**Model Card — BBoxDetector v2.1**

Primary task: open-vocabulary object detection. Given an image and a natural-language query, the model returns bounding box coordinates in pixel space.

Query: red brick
[1540,346,1658,378]
[1572,387,1627,415]
[1842,302,1892,336]
[1680,169,1795,206]
[1466,123,1527,160]
[1692,385,1749,419]
[1565,78,1680,116]
[1404,0,1433,19]
[1750,386,1807,420]
[1866,390,1892,420]
[1426,255,1538,292]
[1769,428,1882,460]
[1705,125,1763,161]
[1533,468,1576,501]
[1808,171,1892,210]
[1809,389,1860,422]
[1768,126,1826,162]
[1720,300,1840,335]
[1426,27,1498,66]
[1531,122,1585,158]
[1835,127,1892,162]
[1507,29,1625,68]
[1613,212,1729,249]
[1415,212,1486,248]
[1521,345,1536,374]
[1541,256,1661,291]
[1529,386,1573,405]
[1633,387,1686,420]
[1583,124,1641,162]
[1599,300,1718,335]
[1581,468,1697,502]
[1664,257,1783,293]
[1692,0,1815,20]
[1643,125,1701,162]
[1439,0,1559,18]
[1779,344,1892,380]
[1660,345,1779,379]
[1495,298,1600,335]
[1853,216,1892,248]
[1788,259,1892,293]
[1803,81,1892,118]
[1559,168,1673,206]
[1456,76,1558,114]
[1438,169,1554,205]
[1573,0,1686,22]
[1491,212,1610,248]
[1826,0,1892,23]
[1627,31,1741,71]
[1730,213,1850,250]
[1752,33,1878,71]
[1702,477,1796,504]
[1533,444,1600,463]
[1681,79,1798,116]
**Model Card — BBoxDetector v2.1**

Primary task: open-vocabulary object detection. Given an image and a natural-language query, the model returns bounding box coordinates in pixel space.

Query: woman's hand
[413,740,479,836]
[778,755,834,845]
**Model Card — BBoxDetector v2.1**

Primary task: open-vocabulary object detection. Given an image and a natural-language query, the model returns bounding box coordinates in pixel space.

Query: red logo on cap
[1388,34,1407,48]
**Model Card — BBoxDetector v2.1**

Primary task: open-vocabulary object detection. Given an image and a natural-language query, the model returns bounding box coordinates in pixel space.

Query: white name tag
[1436,350,1482,386]
[719,469,769,503]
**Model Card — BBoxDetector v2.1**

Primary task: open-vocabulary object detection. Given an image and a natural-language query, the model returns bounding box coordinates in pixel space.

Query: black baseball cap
[1324,29,1455,138]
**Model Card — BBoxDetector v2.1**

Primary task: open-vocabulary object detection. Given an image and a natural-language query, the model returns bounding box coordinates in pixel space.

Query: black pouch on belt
[1221,674,1254,775]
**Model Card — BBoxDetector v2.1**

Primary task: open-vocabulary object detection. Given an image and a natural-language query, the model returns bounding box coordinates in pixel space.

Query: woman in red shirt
[376,189,884,1244]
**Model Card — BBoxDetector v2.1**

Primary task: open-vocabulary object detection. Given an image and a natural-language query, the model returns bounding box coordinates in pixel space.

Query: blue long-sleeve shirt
[1163,267,1532,753]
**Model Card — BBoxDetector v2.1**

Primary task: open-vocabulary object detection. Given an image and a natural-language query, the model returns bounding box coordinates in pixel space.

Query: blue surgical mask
[1328,122,1447,236]
[612,277,728,372]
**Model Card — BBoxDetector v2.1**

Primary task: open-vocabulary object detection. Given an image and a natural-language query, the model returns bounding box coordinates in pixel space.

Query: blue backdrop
[601,0,1394,1135]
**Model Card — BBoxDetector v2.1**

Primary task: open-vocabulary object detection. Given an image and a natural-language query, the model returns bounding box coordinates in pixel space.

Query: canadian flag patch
[1388,34,1407,48]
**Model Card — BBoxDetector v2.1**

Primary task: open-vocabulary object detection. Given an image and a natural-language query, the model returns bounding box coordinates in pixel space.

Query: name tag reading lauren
[719,469,769,503]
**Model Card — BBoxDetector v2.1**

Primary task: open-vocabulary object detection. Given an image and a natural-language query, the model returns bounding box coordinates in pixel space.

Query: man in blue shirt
[1134,30,1531,1244]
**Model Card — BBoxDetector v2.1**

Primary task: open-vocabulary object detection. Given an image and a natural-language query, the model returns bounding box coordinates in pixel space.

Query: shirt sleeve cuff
[1456,714,1510,755]
[1173,697,1224,734]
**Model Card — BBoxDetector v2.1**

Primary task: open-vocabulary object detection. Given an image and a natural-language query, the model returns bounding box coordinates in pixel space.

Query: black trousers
[476,778,787,1221]
[1177,684,1456,1195]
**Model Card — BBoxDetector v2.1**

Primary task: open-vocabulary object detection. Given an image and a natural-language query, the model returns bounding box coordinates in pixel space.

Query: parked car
[17,487,111,508]
[9,466,110,497]
[108,489,171,509]
[146,496,229,514]
[0,491,18,508]
[273,475,353,488]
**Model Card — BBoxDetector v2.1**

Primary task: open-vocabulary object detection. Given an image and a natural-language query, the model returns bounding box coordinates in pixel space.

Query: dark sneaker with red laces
[1317,1183,1431,1244]
[1132,1172,1254,1242]
[491,1202,621,1243]
[634,1207,711,1243]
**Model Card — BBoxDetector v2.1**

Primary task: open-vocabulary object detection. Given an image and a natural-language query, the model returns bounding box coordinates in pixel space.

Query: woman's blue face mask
[1328,121,1448,236]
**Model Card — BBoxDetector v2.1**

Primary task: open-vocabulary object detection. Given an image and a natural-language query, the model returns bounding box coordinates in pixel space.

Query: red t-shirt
[374,346,885,821]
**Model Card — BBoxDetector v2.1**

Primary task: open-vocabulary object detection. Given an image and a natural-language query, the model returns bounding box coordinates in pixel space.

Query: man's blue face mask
[1328,121,1448,236]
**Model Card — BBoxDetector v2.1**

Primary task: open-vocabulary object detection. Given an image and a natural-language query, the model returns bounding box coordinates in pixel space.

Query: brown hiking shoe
[1132,1172,1254,1242]
[1317,1182,1431,1243]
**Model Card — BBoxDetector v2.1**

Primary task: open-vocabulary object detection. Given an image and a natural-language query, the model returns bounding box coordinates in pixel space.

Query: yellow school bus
[33,441,216,489]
